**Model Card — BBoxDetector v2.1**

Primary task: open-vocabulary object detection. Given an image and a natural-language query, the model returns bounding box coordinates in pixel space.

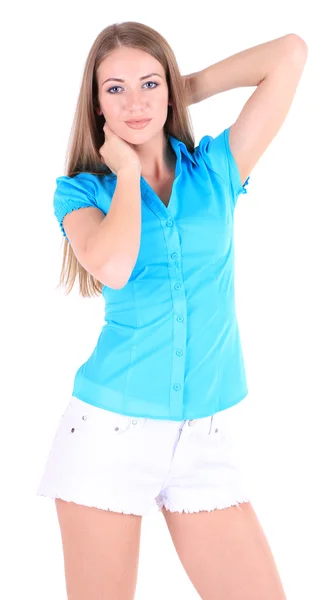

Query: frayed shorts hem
[37,490,155,517]
[157,496,251,514]
[37,489,251,517]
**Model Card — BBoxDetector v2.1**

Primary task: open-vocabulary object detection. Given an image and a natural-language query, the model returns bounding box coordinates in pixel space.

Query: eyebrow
[102,72,163,86]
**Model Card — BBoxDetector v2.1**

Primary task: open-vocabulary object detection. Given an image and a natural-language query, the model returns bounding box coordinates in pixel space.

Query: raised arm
[183,33,308,186]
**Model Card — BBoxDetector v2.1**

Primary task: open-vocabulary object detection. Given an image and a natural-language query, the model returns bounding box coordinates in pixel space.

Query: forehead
[97,47,164,81]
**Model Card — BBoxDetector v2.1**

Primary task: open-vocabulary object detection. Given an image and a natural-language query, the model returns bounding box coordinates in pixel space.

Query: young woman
[37,21,308,600]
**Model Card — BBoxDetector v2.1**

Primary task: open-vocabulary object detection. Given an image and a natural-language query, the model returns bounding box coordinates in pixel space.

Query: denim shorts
[36,396,251,516]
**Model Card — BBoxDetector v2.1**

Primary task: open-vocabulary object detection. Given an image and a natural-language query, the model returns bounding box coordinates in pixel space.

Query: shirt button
[174,283,181,290]
[177,315,184,322]
[171,252,178,259]
[176,349,183,356]
[173,383,181,391]
[166,220,173,227]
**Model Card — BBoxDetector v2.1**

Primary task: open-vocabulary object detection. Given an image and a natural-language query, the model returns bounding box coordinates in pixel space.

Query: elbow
[111,277,130,290]
[285,33,309,57]
[98,274,129,291]
[97,260,131,290]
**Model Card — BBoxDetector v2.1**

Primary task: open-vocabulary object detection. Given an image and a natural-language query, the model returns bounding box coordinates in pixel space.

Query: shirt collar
[106,134,197,179]
[169,134,197,166]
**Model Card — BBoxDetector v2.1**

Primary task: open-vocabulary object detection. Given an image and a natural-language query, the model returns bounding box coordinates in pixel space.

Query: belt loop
[208,414,214,435]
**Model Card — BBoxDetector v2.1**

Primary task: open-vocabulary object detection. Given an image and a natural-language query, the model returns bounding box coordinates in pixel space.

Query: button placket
[164,216,186,415]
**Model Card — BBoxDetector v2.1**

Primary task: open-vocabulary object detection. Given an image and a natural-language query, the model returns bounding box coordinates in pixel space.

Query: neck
[134,133,176,181]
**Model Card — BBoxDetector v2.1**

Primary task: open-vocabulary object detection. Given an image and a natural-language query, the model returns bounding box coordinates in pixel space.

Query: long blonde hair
[57,21,195,297]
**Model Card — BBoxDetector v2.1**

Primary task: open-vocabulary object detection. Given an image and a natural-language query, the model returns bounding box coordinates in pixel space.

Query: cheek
[101,103,121,123]
[152,95,170,116]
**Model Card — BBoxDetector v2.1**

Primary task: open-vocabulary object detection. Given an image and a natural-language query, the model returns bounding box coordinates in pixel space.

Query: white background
[1,0,335,598]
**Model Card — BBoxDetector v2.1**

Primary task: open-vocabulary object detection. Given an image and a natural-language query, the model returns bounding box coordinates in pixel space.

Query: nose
[124,89,145,110]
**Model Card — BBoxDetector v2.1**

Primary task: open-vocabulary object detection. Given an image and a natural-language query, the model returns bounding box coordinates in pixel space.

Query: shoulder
[193,128,250,200]
[55,171,105,198]
[194,128,230,161]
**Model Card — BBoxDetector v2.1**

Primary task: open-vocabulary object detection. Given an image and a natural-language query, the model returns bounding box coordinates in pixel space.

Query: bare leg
[162,501,286,600]
[55,499,142,600]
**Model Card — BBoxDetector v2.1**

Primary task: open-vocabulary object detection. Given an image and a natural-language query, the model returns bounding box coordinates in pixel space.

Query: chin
[122,130,156,145]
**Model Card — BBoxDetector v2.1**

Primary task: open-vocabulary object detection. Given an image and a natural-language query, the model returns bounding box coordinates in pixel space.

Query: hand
[99,122,142,175]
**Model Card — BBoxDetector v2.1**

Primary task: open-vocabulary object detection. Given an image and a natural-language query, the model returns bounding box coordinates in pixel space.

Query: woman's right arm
[63,164,141,290]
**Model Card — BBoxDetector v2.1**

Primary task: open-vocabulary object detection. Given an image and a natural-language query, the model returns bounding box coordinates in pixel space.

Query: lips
[125,119,152,130]
[125,118,151,124]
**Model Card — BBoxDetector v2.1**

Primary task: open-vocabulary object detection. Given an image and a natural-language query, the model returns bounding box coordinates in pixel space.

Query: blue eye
[107,81,159,94]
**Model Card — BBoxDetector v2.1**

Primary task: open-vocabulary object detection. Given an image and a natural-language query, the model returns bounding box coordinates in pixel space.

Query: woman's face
[96,46,171,143]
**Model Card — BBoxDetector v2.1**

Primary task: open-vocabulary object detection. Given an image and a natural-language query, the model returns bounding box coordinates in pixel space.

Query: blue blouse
[54,126,250,420]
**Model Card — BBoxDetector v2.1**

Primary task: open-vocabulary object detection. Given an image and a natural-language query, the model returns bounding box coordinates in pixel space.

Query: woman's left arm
[183,33,308,186]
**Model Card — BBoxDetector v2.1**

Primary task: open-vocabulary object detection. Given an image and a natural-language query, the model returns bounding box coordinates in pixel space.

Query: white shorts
[36,396,251,516]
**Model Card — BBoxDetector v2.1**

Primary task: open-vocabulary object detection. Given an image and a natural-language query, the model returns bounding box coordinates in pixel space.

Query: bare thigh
[55,499,142,600]
[162,501,286,600]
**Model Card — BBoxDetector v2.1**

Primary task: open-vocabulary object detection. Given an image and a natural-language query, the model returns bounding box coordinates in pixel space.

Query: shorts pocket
[63,397,136,437]
[208,408,236,442]
[208,406,246,469]
[209,402,246,437]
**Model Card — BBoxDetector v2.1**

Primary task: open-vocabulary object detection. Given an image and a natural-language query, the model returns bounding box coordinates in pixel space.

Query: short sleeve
[197,126,250,209]
[53,172,99,242]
